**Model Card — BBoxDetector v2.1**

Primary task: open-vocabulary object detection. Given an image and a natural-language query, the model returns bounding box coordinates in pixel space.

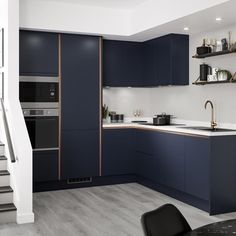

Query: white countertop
[103,120,236,137]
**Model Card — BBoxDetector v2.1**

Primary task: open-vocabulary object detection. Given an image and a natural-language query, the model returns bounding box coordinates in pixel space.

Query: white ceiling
[104,0,236,41]
[42,0,148,10]
[20,0,235,41]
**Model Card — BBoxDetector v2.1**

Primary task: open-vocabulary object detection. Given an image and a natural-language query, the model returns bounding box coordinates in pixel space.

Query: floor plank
[0,183,236,236]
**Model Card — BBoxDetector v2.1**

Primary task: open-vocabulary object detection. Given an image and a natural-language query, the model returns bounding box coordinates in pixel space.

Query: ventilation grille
[67,177,92,184]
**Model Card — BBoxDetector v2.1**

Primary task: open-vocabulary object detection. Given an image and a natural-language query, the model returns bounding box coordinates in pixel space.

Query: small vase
[103,118,108,123]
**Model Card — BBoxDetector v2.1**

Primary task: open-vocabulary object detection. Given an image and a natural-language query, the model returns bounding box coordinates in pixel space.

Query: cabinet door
[20,31,59,76]
[61,130,99,179]
[171,34,189,85]
[33,150,58,182]
[103,129,135,175]
[136,130,157,155]
[103,40,144,87]
[136,152,156,181]
[143,39,158,86]
[156,35,172,85]
[185,136,210,200]
[61,34,100,130]
[155,132,185,192]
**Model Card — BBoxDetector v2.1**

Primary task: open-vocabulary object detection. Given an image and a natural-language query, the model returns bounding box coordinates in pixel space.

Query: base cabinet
[61,130,99,179]
[103,129,135,176]
[156,132,185,192]
[33,150,58,182]
[136,152,156,181]
[185,136,210,201]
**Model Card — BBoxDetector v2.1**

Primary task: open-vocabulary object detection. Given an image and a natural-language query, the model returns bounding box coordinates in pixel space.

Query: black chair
[141,204,192,236]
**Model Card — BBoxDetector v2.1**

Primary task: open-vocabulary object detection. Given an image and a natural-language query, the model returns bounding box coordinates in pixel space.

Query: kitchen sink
[131,120,148,123]
[140,123,185,126]
[181,126,236,132]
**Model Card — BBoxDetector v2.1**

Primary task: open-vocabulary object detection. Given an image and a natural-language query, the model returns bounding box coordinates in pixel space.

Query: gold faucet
[204,100,217,130]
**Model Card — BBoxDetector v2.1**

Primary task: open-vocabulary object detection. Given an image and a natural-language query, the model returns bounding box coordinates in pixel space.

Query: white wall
[0,0,34,224]
[103,25,236,124]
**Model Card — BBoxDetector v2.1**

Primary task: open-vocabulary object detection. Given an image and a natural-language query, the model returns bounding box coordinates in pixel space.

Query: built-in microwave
[19,76,59,109]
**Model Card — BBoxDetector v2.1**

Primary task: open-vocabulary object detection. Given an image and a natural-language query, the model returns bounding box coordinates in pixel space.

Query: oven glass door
[25,116,59,150]
[20,82,59,103]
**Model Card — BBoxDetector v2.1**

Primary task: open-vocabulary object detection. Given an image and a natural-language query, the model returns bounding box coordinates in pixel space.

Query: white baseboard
[17,212,34,224]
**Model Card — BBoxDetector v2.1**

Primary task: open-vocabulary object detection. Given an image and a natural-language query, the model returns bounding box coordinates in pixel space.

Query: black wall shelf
[192,50,236,59]
[193,79,236,85]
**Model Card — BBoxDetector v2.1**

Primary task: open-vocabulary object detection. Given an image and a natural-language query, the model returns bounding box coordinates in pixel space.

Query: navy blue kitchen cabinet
[184,136,210,201]
[20,30,59,76]
[136,152,157,181]
[61,34,100,179]
[61,34,100,131]
[136,129,157,155]
[103,129,135,175]
[143,39,157,86]
[33,150,58,182]
[155,132,185,191]
[136,130,185,191]
[103,34,189,87]
[103,40,144,87]
[136,130,157,180]
[144,34,189,86]
[61,130,99,178]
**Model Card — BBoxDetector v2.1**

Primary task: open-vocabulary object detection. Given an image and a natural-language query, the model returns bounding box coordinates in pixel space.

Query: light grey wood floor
[0,183,236,236]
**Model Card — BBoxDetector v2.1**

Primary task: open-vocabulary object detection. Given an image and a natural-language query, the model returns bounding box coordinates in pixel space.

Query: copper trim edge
[99,37,103,176]
[58,34,62,180]
[103,126,210,139]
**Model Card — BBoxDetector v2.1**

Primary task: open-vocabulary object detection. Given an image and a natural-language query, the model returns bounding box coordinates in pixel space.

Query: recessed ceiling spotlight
[216,17,222,21]
[184,27,189,31]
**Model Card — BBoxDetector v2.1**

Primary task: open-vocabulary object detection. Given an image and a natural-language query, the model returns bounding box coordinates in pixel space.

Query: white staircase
[0,142,16,224]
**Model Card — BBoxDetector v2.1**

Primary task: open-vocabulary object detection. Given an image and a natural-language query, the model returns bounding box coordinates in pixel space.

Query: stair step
[0,156,7,171]
[0,170,9,176]
[0,145,4,156]
[0,203,16,224]
[0,186,13,194]
[0,203,16,213]
[0,156,7,161]
[0,187,13,204]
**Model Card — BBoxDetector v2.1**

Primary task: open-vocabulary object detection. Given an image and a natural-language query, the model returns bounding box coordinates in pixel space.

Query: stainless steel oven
[23,108,59,151]
[20,76,59,109]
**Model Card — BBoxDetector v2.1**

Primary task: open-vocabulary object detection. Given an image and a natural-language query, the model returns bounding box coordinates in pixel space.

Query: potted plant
[216,70,232,81]
[102,104,109,123]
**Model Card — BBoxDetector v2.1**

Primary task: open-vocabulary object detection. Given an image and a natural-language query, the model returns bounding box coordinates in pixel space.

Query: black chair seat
[141,204,192,236]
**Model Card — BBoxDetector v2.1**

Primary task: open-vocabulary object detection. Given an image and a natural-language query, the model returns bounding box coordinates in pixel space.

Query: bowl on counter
[110,114,124,123]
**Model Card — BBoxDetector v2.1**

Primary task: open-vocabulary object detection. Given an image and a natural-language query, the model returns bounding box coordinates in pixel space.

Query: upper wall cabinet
[103,40,144,87]
[144,34,189,86]
[20,31,59,76]
[103,34,189,87]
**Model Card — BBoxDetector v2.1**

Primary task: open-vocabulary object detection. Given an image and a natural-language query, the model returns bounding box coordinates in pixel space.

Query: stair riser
[0,160,7,171]
[0,192,13,204]
[0,175,9,187]
[0,146,4,156]
[0,210,16,224]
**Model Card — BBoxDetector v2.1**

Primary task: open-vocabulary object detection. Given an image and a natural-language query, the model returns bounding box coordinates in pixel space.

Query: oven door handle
[33,148,59,152]
[24,117,58,120]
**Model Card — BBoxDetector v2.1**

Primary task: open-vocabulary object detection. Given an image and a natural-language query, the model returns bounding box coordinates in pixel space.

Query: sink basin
[181,126,236,132]
[131,120,148,123]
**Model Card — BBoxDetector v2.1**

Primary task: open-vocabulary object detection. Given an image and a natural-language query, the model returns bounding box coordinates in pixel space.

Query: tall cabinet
[60,34,101,179]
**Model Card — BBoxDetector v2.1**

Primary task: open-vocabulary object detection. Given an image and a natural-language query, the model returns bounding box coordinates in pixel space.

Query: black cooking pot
[153,113,171,125]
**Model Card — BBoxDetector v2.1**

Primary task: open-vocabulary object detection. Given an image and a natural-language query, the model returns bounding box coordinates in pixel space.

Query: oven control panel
[23,109,59,117]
